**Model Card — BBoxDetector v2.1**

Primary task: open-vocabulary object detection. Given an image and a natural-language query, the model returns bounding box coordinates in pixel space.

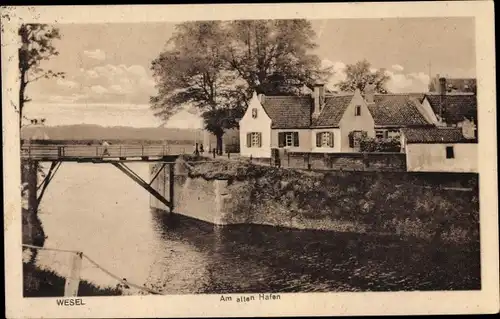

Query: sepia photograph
[2,2,498,318]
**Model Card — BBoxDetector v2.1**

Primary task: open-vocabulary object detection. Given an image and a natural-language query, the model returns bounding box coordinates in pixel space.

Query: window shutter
[258,133,262,147]
[278,132,285,147]
[293,132,299,147]
[316,133,322,147]
[247,133,251,147]
[348,132,354,148]
[329,132,334,147]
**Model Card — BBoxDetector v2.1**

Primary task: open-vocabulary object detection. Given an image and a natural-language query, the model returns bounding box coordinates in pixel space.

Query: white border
[3,2,498,318]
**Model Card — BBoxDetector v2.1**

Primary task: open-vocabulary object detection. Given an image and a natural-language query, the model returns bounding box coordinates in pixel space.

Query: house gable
[240,92,272,125]
[339,89,375,128]
[338,89,376,151]
[239,92,272,158]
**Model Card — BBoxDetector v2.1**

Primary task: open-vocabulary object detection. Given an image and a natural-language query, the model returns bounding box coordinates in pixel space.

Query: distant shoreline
[20,124,205,144]
[21,139,197,146]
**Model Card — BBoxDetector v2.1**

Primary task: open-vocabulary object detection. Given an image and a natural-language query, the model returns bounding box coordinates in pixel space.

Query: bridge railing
[21,144,189,160]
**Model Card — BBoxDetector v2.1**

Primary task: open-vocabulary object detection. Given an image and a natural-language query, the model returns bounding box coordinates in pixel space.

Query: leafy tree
[150,21,246,154]
[18,24,65,130]
[337,59,390,93]
[224,19,331,95]
[150,20,331,154]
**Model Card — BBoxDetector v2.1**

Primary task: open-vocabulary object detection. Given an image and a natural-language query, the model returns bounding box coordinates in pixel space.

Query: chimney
[439,77,447,95]
[439,77,446,122]
[312,83,325,116]
[258,93,265,104]
[364,82,376,104]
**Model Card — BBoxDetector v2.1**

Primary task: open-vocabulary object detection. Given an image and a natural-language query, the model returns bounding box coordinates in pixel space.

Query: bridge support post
[21,160,39,252]
[64,251,83,297]
[112,162,172,210]
[36,161,62,211]
[168,163,174,214]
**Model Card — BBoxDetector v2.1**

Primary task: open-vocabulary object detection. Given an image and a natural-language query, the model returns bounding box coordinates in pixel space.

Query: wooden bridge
[21,144,187,214]
[21,144,189,162]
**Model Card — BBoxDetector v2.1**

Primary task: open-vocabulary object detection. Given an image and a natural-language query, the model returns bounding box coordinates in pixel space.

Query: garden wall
[270,151,406,171]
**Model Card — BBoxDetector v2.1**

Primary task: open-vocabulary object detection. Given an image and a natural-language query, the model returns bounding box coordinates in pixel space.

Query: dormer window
[355,105,361,116]
[252,108,258,118]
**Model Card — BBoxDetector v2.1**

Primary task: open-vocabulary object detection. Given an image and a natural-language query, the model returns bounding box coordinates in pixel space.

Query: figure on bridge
[102,140,110,156]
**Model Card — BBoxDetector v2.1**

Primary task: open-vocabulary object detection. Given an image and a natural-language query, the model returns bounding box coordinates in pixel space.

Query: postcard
[2,2,498,318]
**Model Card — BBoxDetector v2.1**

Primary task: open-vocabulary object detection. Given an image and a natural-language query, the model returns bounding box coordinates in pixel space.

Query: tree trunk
[19,76,27,131]
[19,83,25,131]
[216,132,224,155]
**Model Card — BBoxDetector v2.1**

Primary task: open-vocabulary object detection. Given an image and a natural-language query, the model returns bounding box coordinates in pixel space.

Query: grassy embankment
[179,155,479,245]
[23,262,122,297]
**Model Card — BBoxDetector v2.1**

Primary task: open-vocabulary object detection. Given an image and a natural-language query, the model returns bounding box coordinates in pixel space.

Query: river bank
[152,156,480,245]
[23,262,122,297]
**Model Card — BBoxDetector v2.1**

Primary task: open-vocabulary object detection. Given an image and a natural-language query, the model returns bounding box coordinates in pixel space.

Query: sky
[25,17,476,128]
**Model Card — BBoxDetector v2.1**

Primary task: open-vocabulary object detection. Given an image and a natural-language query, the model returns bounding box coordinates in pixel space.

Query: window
[349,130,366,148]
[278,132,299,148]
[316,132,334,148]
[355,105,361,116]
[375,129,387,139]
[388,129,400,138]
[246,132,262,148]
[251,108,258,119]
[446,146,455,159]
[285,133,293,146]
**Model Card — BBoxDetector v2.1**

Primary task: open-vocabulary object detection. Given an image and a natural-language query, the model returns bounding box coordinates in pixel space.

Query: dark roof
[261,96,312,129]
[369,94,429,126]
[447,78,477,92]
[402,127,468,143]
[425,94,477,124]
[429,77,476,93]
[261,93,433,129]
[312,95,353,127]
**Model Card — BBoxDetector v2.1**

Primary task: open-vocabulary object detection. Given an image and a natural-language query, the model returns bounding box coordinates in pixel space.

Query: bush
[360,136,401,152]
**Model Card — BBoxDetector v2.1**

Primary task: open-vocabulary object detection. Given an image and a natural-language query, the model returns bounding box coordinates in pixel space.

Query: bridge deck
[21,144,190,162]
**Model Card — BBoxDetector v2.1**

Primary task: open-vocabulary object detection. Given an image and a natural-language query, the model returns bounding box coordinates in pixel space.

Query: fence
[257,150,407,171]
[20,144,190,160]
[22,244,163,296]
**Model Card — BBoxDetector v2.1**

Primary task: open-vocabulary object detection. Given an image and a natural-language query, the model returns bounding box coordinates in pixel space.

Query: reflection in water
[34,163,480,294]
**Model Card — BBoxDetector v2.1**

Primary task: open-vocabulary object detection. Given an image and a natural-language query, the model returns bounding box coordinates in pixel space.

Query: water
[34,162,480,294]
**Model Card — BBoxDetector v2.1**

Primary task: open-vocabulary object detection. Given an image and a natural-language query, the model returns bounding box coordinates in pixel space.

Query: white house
[401,127,478,173]
[239,83,434,158]
[239,92,273,158]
